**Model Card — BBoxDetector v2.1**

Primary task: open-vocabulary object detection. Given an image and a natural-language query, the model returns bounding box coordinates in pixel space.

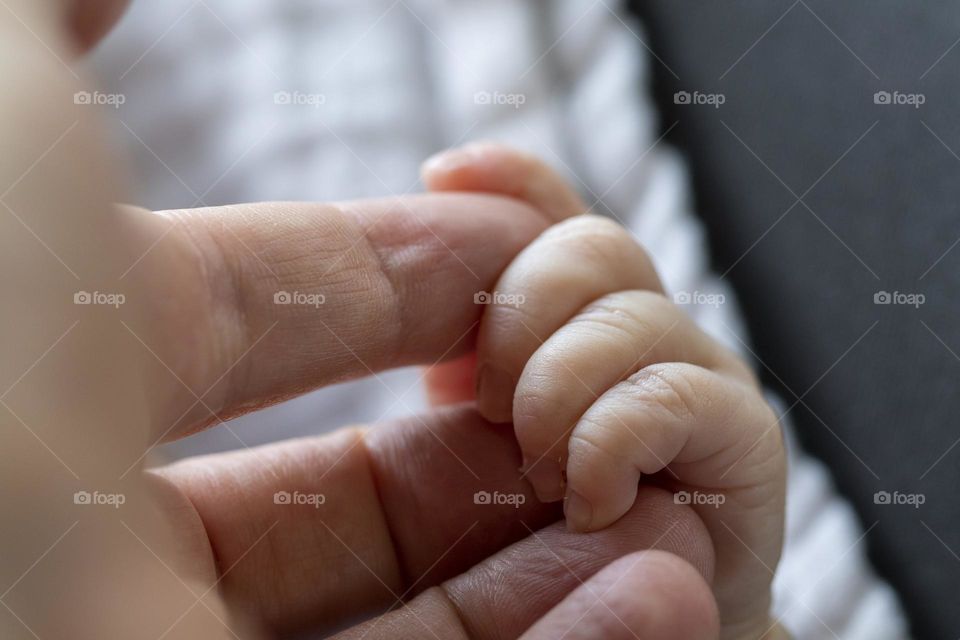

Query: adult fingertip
[618,550,721,639]
[521,550,720,640]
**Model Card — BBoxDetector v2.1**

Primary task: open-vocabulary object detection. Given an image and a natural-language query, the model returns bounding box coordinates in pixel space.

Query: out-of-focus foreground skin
[0,0,237,637]
[1,4,214,640]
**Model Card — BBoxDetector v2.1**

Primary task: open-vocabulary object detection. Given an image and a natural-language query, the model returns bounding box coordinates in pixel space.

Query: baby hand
[423,143,787,640]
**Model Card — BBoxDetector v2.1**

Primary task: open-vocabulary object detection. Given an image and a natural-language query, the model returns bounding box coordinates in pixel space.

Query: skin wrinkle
[295,429,405,630]
[356,211,425,371]
[514,308,699,454]
[571,290,753,383]
[294,201,405,376]
[434,586,480,640]
[629,364,700,426]
[156,208,250,421]
[231,203,358,400]
[568,430,640,482]
[371,221,474,367]
[198,212,261,423]
[691,407,784,490]
[580,294,707,371]
[363,406,572,599]
[360,426,413,599]
[162,202,409,433]
[163,429,406,634]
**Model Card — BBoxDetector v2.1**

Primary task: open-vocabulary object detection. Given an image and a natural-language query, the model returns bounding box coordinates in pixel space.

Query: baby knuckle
[582,289,662,323]
[575,291,680,355]
[541,214,633,254]
[571,300,647,342]
[569,424,627,467]
[625,364,699,423]
[604,290,680,323]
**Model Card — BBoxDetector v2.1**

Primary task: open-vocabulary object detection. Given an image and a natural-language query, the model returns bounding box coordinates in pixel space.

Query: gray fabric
[635,2,960,637]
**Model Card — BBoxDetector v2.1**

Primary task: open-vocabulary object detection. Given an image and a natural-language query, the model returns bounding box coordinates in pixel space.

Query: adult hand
[0,2,721,638]
[6,196,722,640]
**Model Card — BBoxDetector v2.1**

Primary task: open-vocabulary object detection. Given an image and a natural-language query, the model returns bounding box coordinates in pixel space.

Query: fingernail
[564,491,593,532]
[476,364,515,423]
[523,457,565,502]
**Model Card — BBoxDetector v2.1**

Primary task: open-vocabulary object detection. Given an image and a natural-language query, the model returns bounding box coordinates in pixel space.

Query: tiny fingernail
[523,458,565,502]
[564,491,593,532]
[476,364,515,423]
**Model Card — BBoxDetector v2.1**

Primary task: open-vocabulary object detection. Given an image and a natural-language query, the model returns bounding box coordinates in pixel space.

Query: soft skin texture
[423,143,788,640]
